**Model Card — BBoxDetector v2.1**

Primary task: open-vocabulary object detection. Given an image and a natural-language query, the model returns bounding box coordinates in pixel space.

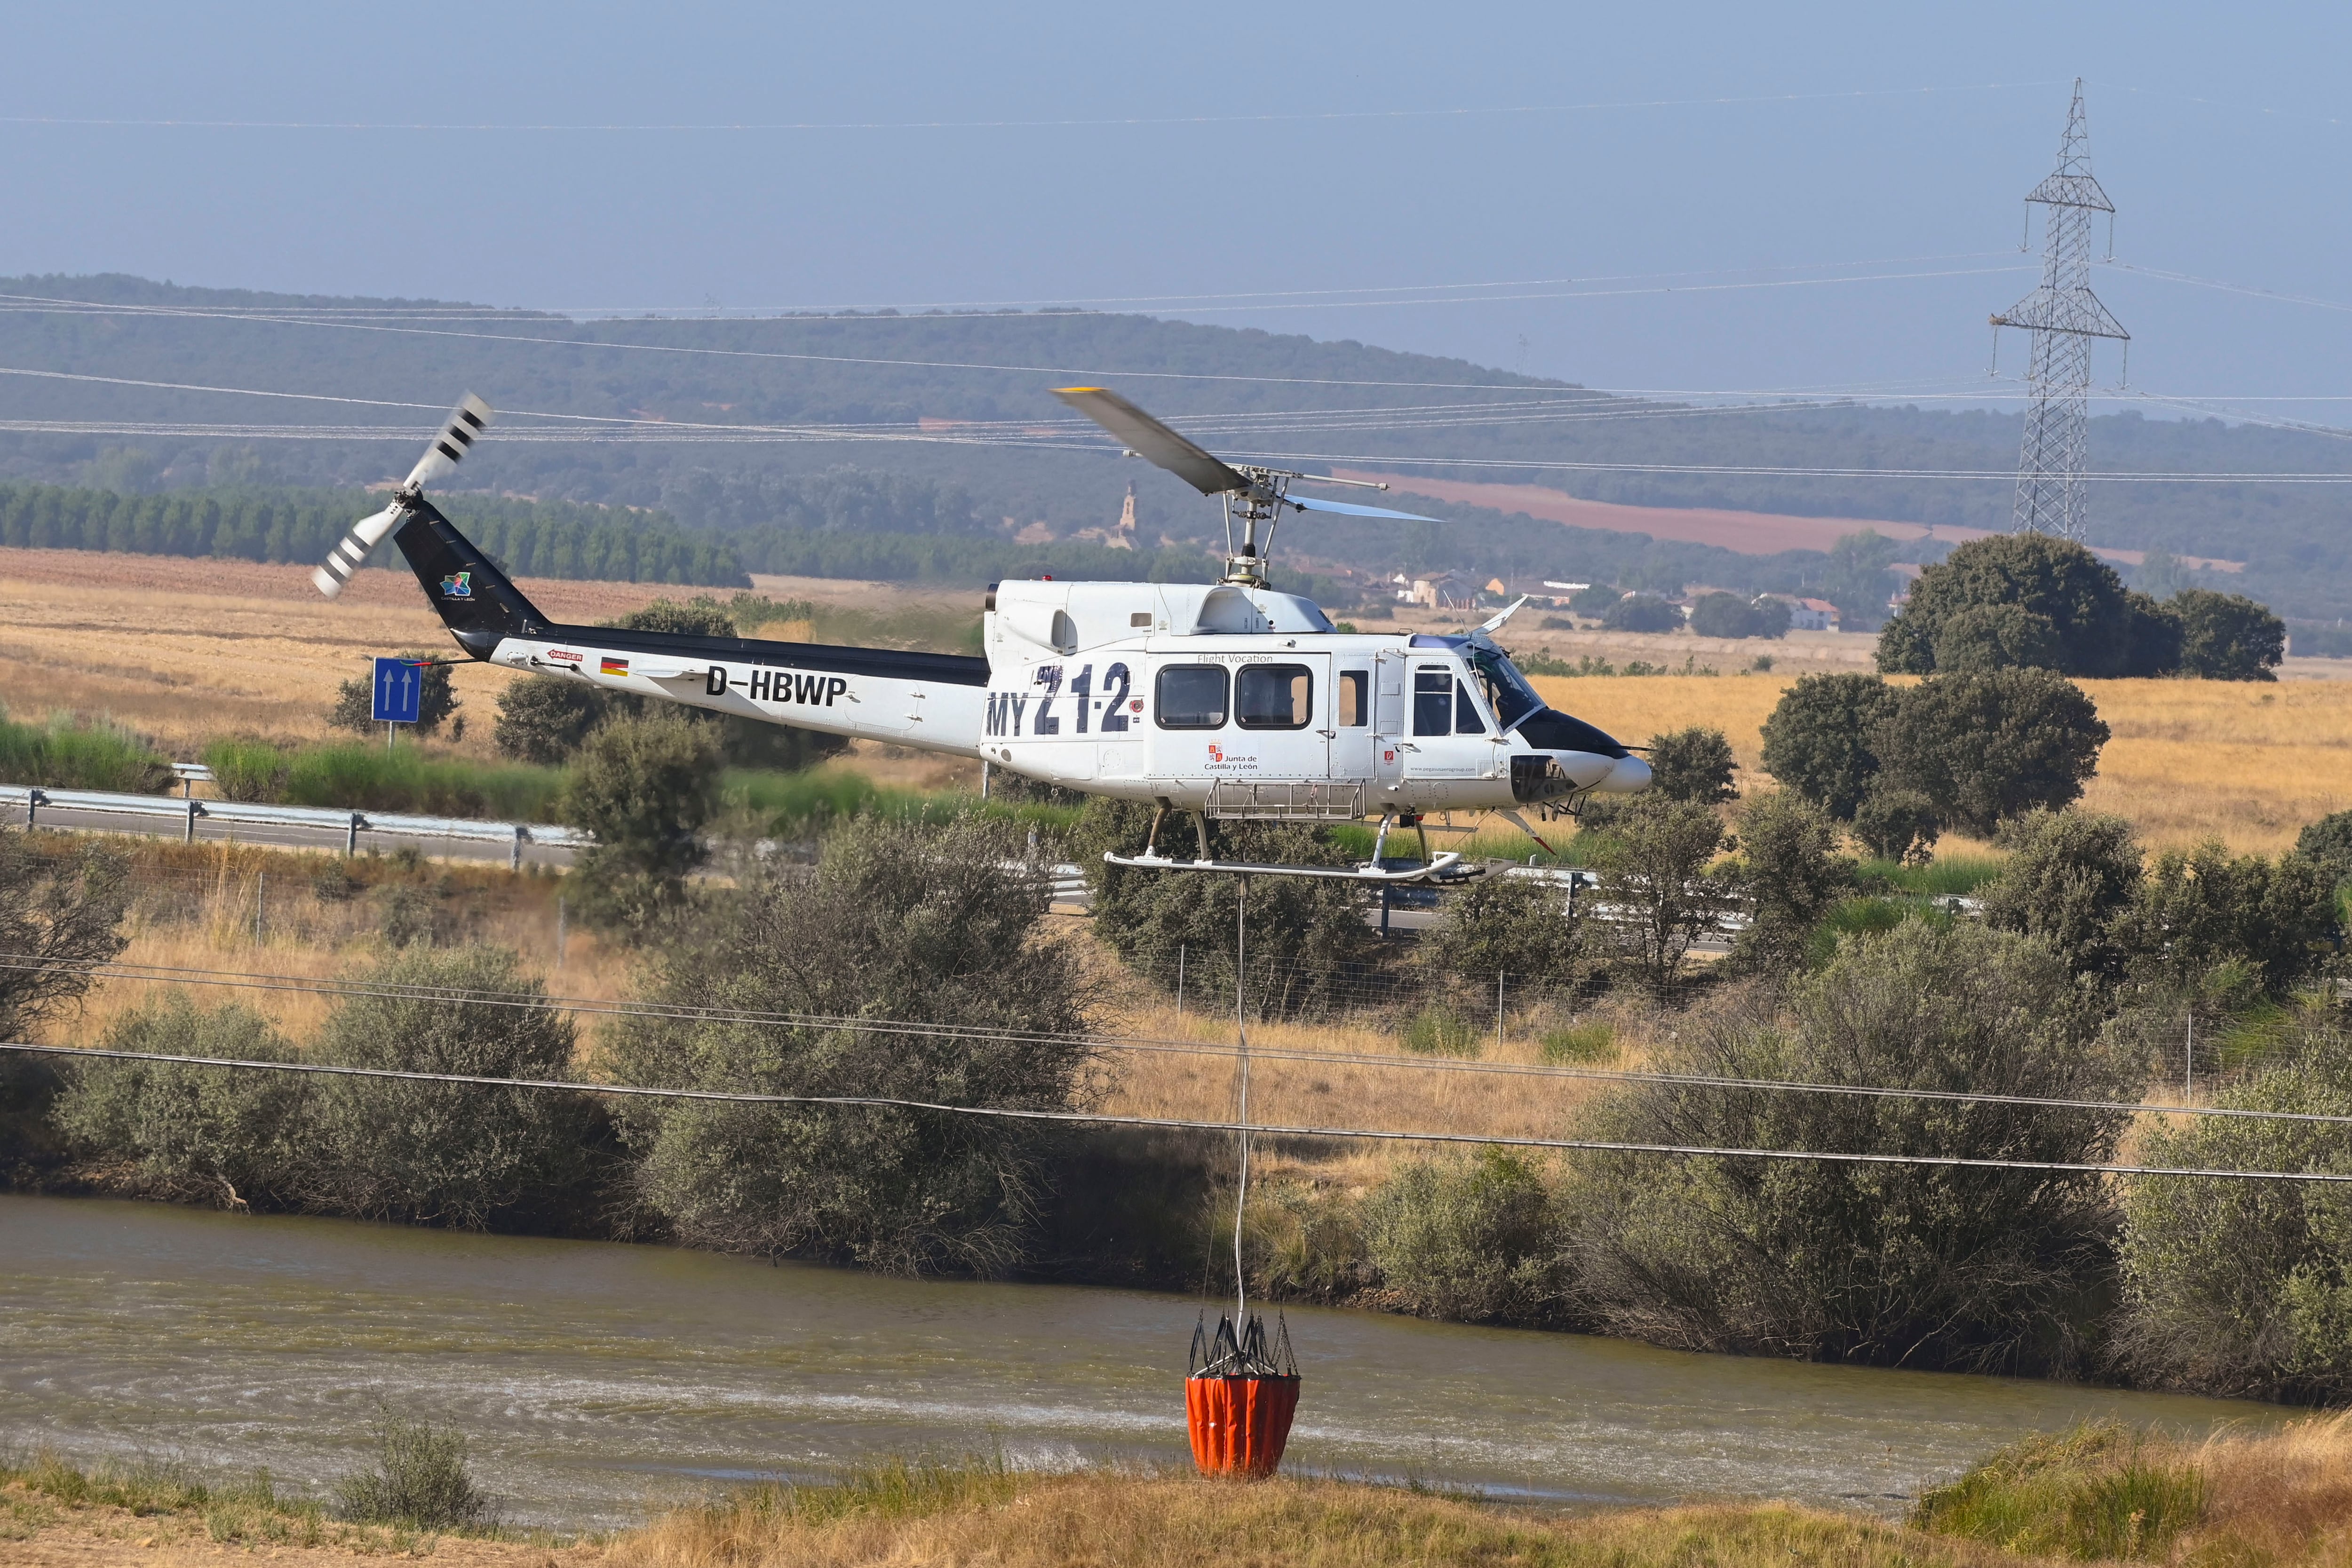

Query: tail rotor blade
[403,393,494,490]
[311,503,405,598]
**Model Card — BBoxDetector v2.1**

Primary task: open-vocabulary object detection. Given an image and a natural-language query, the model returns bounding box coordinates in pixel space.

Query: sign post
[372,657,423,749]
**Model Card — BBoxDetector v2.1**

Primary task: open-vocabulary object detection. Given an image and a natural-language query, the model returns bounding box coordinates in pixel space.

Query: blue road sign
[372,657,423,725]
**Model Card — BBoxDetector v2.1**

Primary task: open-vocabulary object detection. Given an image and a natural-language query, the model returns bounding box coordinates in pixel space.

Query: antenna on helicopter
[1053,387,1438,589]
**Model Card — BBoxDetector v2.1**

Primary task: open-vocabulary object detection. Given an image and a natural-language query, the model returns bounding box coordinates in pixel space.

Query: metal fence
[0,784,589,867]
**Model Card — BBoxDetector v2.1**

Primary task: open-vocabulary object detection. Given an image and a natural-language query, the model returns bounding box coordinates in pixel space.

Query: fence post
[346,813,360,856]
[1497,969,1505,1053]
[511,824,524,871]
[556,895,567,972]
[184,795,198,844]
[1176,944,1185,1019]
[24,788,38,831]
[254,871,265,946]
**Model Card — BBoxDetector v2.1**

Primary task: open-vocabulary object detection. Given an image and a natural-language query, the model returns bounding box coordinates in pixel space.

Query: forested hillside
[2,273,2346,622]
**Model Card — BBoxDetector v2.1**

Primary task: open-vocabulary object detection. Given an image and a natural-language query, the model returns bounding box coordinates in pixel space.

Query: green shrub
[1877,533,2140,678]
[1759,673,1898,820]
[606,815,1092,1274]
[52,997,305,1208]
[1570,919,2131,1372]
[201,738,292,803]
[1362,1150,1565,1323]
[1979,809,2143,982]
[1589,795,1731,999]
[1540,1022,1615,1063]
[1419,876,1581,990]
[0,709,169,792]
[2173,589,2286,681]
[1400,1005,1481,1058]
[2114,840,2341,998]
[1646,725,1739,804]
[560,712,721,931]
[303,946,597,1230]
[281,744,566,819]
[1915,1424,2205,1561]
[2115,1002,2352,1399]
[1873,668,2110,837]
[328,652,459,738]
[1725,790,1854,977]
[333,1413,491,1530]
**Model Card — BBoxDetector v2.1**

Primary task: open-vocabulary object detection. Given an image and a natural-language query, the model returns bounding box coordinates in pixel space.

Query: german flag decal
[600,656,629,677]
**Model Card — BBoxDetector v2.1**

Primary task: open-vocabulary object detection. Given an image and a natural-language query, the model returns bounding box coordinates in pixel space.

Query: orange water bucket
[1186,1373,1301,1477]
[1185,1312,1300,1479]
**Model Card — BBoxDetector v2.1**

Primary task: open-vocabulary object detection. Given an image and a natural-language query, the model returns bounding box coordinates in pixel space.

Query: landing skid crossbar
[1103,849,1478,885]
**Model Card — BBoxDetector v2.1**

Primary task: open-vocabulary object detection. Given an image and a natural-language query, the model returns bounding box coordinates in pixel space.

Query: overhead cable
[0,1040,2334,1184]
[8,953,2349,1133]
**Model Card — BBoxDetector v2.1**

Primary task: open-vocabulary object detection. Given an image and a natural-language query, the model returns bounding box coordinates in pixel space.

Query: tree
[1850,784,1940,865]
[1590,795,1731,999]
[1873,669,2109,837]
[330,652,459,738]
[52,997,305,1209]
[2112,842,2340,998]
[1818,531,1902,634]
[1725,791,1854,977]
[2115,1003,2352,1400]
[1361,1150,1565,1324]
[2172,590,2287,681]
[1978,809,2144,982]
[1931,603,2061,673]
[1646,726,1739,804]
[1422,876,1582,990]
[1602,593,1681,633]
[1751,596,1793,640]
[604,815,1092,1274]
[1877,534,2137,677]
[0,837,129,1177]
[2122,591,2185,678]
[1759,673,1898,820]
[560,711,723,930]
[304,945,597,1230]
[1689,592,1762,639]
[1570,583,1621,617]
[493,677,606,765]
[2296,809,2352,885]
[1569,920,2131,1373]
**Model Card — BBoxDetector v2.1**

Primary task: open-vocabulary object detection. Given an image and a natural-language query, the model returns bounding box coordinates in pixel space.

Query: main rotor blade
[1053,386,1246,495]
[1287,493,1441,523]
[403,393,495,490]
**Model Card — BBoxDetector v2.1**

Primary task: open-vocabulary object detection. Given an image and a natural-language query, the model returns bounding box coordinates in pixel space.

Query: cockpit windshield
[1465,644,1542,732]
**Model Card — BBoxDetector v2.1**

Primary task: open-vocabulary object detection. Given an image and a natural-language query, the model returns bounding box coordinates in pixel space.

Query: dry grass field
[1,544,2346,851]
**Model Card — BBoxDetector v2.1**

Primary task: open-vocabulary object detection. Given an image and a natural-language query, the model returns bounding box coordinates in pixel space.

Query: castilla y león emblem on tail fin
[439,572,473,599]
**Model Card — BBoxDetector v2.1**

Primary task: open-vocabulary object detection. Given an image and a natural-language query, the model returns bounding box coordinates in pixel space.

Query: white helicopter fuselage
[476,576,1646,822]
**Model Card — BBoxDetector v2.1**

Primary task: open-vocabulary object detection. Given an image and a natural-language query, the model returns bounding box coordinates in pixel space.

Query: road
[4,798,581,870]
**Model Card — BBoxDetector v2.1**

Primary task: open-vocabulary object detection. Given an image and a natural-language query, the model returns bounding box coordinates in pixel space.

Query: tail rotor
[312,394,494,599]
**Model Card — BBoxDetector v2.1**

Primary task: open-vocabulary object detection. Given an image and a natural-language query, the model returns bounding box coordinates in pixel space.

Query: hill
[1,274,2346,623]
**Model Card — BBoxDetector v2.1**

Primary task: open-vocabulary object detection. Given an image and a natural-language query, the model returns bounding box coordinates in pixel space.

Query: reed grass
[280,742,569,819]
[0,706,169,792]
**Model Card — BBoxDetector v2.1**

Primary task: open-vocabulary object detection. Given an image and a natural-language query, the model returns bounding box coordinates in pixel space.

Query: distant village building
[1115,481,1138,547]
[1789,597,1840,632]
[1399,570,1479,609]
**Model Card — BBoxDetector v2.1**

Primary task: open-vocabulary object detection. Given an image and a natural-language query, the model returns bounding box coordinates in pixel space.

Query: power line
[0,83,2057,135]
[0,1040,2334,1184]
[12,952,2352,1133]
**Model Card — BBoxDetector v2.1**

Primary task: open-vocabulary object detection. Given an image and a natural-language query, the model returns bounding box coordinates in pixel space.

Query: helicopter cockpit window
[1465,645,1542,732]
[1454,680,1488,734]
[1155,665,1229,729]
[1236,664,1312,730]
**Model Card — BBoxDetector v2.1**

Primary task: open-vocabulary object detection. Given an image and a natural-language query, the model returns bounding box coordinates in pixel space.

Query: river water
[0,1193,2288,1529]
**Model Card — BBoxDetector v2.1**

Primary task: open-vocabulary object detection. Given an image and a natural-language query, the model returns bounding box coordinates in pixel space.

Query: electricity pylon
[1992,79,2128,541]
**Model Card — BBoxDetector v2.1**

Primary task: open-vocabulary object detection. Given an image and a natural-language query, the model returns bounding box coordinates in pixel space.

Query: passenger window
[1154,665,1229,729]
[1454,680,1488,735]
[1236,664,1311,729]
[1338,670,1369,727]
[1413,667,1454,736]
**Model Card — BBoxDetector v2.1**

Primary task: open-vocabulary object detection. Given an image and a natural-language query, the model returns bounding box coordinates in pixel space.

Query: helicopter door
[1330,664,1375,785]
[1403,660,1493,789]
[1231,656,1330,784]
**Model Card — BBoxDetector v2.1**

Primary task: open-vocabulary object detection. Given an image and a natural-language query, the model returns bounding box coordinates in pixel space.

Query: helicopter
[313,389,1652,882]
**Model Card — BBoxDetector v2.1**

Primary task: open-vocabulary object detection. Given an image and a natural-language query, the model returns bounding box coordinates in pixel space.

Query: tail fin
[391,500,551,659]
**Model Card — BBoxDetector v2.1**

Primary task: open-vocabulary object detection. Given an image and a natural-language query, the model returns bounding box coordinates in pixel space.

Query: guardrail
[0,784,590,867]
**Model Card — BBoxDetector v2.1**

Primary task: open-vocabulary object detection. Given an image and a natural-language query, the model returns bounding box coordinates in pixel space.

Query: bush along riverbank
[6,773,2352,1401]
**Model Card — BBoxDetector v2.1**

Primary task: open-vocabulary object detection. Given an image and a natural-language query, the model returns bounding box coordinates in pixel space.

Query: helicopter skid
[1103,849,1479,884]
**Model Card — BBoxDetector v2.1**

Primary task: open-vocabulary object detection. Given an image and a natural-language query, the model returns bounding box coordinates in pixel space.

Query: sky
[2,2,2349,426]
